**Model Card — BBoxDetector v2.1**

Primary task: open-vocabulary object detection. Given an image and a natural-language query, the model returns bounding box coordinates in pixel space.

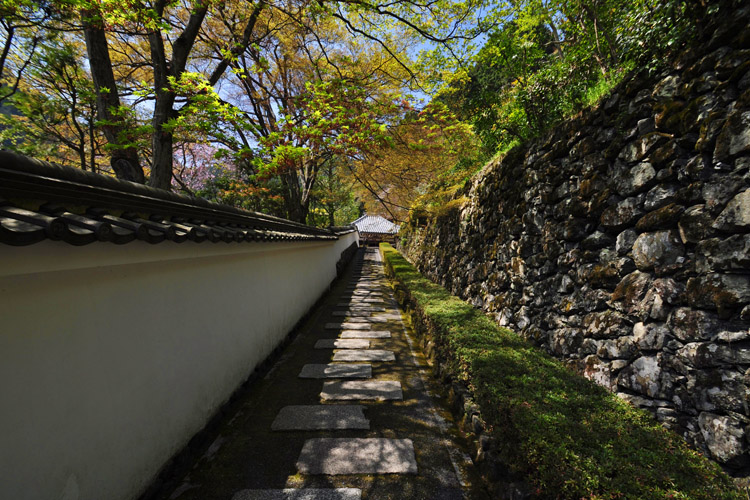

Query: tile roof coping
[0,151,355,246]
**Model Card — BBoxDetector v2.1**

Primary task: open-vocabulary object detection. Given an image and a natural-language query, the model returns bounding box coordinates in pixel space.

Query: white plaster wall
[0,232,358,500]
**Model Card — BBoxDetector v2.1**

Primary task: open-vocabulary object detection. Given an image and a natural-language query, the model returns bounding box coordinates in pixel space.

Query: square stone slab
[325,323,371,330]
[321,380,403,401]
[332,350,395,362]
[299,364,372,379]
[370,313,402,321]
[334,308,385,313]
[340,330,391,339]
[271,406,369,431]
[335,304,386,311]
[315,339,370,349]
[296,438,417,474]
[335,317,372,323]
[349,296,386,303]
[332,311,372,317]
[233,489,361,500]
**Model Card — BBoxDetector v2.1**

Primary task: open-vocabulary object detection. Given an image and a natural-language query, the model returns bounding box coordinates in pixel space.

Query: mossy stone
[655,101,686,132]
[636,203,686,231]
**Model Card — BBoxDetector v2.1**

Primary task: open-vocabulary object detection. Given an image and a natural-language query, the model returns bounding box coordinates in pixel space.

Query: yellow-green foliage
[409,184,469,224]
[380,243,741,500]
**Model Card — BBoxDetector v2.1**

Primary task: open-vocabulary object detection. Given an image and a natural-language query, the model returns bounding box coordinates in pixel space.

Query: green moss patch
[380,243,741,499]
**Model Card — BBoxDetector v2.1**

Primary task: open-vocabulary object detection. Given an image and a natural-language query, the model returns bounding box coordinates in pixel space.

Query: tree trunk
[146,0,210,190]
[82,12,144,183]
[0,24,13,83]
[299,158,319,220]
[581,2,614,72]
[144,1,261,190]
[89,117,96,172]
[281,168,309,223]
[547,19,565,59]
[148,29,176,190]
[149,98,175,190]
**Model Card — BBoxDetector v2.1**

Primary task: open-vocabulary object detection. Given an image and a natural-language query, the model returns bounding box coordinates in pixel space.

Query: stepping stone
[332,311,372,317]
[299,364,372,379]
[333,350,395,362]
[335,307,386,312]
[272,405,369,431]
[315,339,370,349]
[296,438,417,474]
[370,313,402,321]
[325,322,371,330]
[233,489,361,500]
[321,380,402,401]
[340,330,391,339]
[336,304,386,310]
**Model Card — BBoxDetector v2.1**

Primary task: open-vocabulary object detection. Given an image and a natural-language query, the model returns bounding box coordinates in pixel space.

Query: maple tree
[0,33,104,170]
[0,1,54,105]
[166,2,413,221]
[307,157,362,227]
[3,0,697,225]
[0,0,487,224]
[347,101,479,222]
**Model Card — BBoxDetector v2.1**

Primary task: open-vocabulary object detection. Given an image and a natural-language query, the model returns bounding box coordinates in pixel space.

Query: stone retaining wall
[402,4,750,476]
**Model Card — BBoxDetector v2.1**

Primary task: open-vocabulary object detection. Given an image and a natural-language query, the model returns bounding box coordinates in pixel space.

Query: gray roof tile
[352,215,398,235]
[0,151,353,246]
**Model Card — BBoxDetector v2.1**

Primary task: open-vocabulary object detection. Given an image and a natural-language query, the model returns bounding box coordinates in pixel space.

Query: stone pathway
[154,248,489,500]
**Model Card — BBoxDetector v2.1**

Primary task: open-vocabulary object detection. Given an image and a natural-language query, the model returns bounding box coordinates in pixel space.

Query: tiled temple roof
[352,214,399,235]
[0,151,351,246]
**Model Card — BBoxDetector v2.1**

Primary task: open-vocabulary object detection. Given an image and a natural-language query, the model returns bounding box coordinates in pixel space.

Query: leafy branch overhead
[0,0,715,225]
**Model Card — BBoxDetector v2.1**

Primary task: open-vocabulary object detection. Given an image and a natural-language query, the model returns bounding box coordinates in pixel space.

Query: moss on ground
[380,243,742,500]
